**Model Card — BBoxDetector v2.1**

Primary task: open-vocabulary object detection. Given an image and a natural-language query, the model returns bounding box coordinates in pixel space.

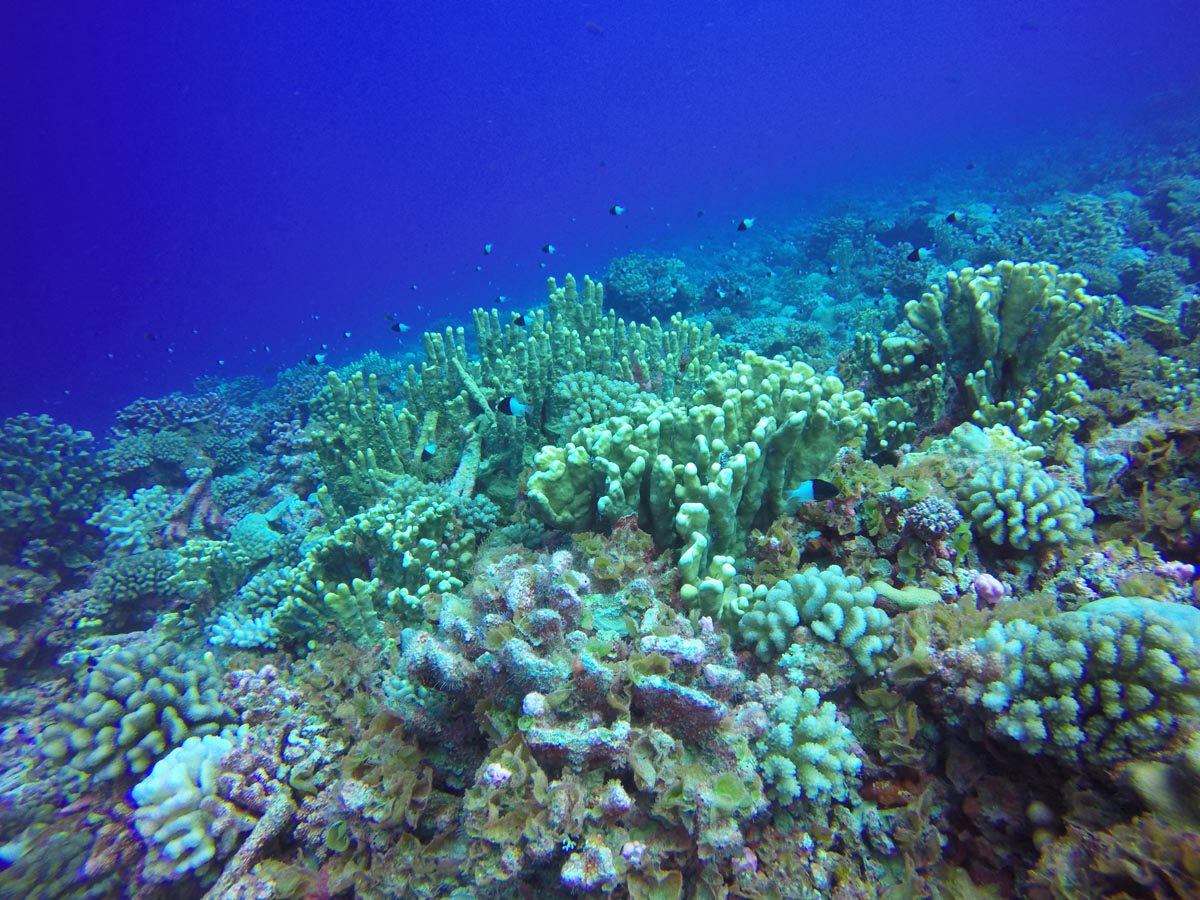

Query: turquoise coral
[87,485,176,554]
[0,413,102,554]
[972,597,1200,765]
[752,686,862,807]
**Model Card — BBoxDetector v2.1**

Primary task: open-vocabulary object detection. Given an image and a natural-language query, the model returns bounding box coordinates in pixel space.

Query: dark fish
[609,205,625,216]
[497,395,529,417]
[785,478,839,512]
[697,210,704,217]
[907,247,923,262]
[966,162,976,170]
[420,443,436,462]
[511,313,527,326]
[587,21,604,36]
[307,353,327,365]
[483,242,494,254]
[737,217,755,231]
[542,243,556,254]
[945,212,958,223]
[145,332,159,341]
[828,265,840,275]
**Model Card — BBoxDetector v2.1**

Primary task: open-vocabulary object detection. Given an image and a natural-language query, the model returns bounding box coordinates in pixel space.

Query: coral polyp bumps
[4,222,1200,899]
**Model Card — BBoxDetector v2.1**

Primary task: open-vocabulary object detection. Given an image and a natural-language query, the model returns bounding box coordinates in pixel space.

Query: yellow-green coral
[900,260,1105,449]
[527,351,883,607]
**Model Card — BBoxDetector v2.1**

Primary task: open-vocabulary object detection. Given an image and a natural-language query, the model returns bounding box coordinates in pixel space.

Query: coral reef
[7,130,1200,898]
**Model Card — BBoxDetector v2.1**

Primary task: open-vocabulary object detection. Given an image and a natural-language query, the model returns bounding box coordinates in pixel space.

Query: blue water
[5,1,1198,431]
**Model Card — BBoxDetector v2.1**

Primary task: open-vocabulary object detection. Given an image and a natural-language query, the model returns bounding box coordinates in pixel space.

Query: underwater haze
[4,2,1200,898]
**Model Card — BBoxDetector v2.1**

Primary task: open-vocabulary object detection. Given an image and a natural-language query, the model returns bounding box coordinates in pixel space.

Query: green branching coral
[959,456,1093,550]
[527,351,894,611]
[0,413,102,558]
[308,369,422,512]
[752,686,863,808]
[890,260,1105,450]
[269,477,497,646]
[742,566,893,674]
[548,371,657,436]
[39,641,231,783]
[87,485,176,554]
[972,597,1200,765]
[905,260,1102,396]
[402,273,722,475]
[91,548,180,609]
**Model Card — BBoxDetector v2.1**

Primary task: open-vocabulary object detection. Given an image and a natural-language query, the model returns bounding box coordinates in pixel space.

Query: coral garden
[4,138,1200,900]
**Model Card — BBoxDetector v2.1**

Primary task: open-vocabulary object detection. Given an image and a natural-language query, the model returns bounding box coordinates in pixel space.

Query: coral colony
[4,169,1200,899]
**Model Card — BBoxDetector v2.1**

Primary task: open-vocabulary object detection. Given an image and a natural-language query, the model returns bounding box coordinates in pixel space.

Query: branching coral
[0,413,103,562]
[967,597,1200,765]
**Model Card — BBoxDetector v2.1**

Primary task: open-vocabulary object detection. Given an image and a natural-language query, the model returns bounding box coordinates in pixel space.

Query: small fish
[609,204,625,216]
[420,442,437,462]
[391,322,411,333]
[828,264,840,275]
[907,247,923,262]
[511,313,527,326]
[966,161,976,171]
[785,479,839,512]
[945,212,958,224]
[697,210,704,217]
[308,353,327,365]
[411,283,419,290]
[495,294,508,304]
[737,217,754,231]
[497,395,529,417]
[145,332,159,341]
[542,243,556,254]
[483,242,494,254]
[475,264,483,271]
[343,331,352,338]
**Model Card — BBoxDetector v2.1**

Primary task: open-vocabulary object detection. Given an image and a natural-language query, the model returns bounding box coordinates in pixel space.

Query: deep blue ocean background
[5,1,1199,433]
